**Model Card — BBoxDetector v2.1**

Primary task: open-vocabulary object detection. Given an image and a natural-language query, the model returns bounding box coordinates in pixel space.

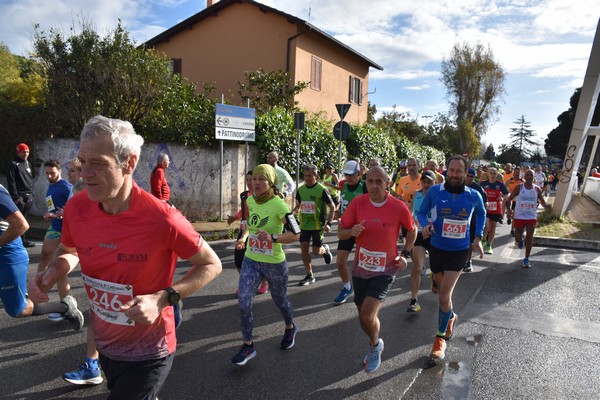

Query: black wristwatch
[164,287,181,306]
[271,234,278,243]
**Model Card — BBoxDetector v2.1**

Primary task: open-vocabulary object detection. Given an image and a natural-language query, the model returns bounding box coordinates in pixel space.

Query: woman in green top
[231,164,300,366]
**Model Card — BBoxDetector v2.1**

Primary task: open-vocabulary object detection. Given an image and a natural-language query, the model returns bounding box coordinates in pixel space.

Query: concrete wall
[29,138,258,220]
[583,176,600,204]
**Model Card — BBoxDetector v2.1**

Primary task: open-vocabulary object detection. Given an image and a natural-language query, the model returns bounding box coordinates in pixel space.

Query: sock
[31,301,68,316]
[437,308,453,336]
[344,282,351,290]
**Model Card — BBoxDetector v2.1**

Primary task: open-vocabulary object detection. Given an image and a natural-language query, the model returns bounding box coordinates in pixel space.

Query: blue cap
[467,168,476,176]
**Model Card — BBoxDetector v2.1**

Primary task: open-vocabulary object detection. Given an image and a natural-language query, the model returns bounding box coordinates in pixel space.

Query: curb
[534,236,600,252]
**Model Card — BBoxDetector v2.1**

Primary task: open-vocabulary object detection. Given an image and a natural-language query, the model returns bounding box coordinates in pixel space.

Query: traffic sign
[215,104,255,141]
[336,104,351,120]
[333,121,351,140]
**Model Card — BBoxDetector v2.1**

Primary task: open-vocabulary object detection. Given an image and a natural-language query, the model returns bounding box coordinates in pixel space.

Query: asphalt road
[1,221,599,400]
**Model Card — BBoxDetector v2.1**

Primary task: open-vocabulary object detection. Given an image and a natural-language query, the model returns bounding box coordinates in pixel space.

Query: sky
[1,0,599,153]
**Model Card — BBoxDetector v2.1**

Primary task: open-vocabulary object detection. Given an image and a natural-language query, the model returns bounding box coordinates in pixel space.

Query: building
[145,0,383,124]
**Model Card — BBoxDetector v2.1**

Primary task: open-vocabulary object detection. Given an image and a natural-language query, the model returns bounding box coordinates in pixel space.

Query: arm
[506,184,521,203]
[282,169,296,196]
[6,163,19,201]
[323,190,335,233]
[123,240,223,325]
[403,224,417,252]
[27,244,81,303]
[537,187,552,210]
[338,220,366,240]
[0,210,29,246]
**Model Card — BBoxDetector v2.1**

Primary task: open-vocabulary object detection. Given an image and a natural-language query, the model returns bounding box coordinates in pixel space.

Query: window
[310,57,322,91]
[349,76,363,105]
[169,58,182,75]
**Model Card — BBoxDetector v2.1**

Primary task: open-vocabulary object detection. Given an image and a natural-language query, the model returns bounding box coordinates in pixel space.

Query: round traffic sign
[333,121,351,140]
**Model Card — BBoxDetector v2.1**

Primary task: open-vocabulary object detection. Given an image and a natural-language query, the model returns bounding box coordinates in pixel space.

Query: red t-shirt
[62,182,202,362]
[340,194,414,279]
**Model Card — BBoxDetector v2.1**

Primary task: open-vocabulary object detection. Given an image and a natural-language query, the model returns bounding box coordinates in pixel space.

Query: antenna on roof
[308,7,311,22]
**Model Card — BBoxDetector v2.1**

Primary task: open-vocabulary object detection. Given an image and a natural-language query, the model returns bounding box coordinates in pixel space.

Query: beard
[444,176,465,193]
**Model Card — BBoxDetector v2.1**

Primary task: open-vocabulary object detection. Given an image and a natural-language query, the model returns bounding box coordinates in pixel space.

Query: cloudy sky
[1,0,599,152]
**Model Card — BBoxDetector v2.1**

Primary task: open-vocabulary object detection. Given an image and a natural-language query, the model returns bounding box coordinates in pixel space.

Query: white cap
[342,160,360,175]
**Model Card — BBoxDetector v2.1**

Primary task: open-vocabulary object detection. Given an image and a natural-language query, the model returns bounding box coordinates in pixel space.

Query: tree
[496,145,521,165]
[33,21,176,137]
[509,115,538,164]
[237,69,308,114]
[544,88,580,159]
[483,143,495,160]
[440,42,506,154]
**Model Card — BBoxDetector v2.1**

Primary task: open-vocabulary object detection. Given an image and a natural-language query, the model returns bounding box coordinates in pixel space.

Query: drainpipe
[286,25,311,74]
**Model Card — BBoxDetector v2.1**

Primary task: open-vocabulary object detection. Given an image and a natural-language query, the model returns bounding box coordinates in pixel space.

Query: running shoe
[406,299,421,313]
[231,343,256,365]
[444,313,458,341]
[364,338,384,373]
[518,239,524,249]
[322,244,332,264]
[429,337,446,360]
[47,312,64,322]
[421,266,429,276]
[63,361,103,385]
[280,323,298,349]
[257,281,269,294]
[507,218,512,225]
[298,274,315,286]
[484,244,493,255]
[61,295,84,331]
[510,229,515,237]
[463,260,472,273]
[523,258,531,268]
[430,272,438,294]
[334,287,353,304]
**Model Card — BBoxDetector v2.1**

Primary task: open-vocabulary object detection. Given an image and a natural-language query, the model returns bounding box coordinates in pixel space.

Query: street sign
[335,104,351,120]
[215,104,255,141]
[333,121,351,140]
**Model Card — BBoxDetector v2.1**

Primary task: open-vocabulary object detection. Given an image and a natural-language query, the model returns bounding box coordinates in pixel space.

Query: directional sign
[215,104,255,141]
[336,104,351,120]
[333,121,351,140]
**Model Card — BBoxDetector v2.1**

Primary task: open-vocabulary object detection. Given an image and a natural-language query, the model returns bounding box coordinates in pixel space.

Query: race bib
[45,195,55,212]
[486,202,497,212]
[357,248,387,272]
[82,273,134,326]
[248,234,274,256]
[519,201,536,212]
[301,201,316,214]
[441,218,468,239]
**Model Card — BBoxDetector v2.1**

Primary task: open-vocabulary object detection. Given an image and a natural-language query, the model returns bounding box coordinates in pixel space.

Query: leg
[524,224,535,258]
[238,258,263,344]
[300,241,312,275]
[336,250,350,284]
[486,219,497,245]
[410,246,426,300]
[262,261,294,329]
[357,297,384,345]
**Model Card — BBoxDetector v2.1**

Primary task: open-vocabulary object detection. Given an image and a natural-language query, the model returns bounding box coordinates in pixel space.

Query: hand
[422,224,434,239]
[394,255,408,270]
[323,223,331,234]
[351,220,366,237]
[43,212,55,220]
[256,229,271,242]
[121,292,165,325]
[235,238,246,250]
[226,215,236,225]
[26,271,52,303]
[472,238,484,259]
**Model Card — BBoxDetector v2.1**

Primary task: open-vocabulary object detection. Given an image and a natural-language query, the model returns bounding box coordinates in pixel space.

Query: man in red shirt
[150,152,172,206]
[28,115,222,399]
[338,166,416,373]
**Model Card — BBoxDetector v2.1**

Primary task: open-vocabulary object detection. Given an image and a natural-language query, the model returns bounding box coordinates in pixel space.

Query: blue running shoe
[63,361,103,385]
[231,343,256,365]
[281,323,298,349]
[334,287,354,305]
[364,338,384,373]
[523,258,530,268]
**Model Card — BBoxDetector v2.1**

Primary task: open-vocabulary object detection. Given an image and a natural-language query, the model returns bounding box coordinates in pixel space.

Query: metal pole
[219,94,224,220]
[296,126,300,209]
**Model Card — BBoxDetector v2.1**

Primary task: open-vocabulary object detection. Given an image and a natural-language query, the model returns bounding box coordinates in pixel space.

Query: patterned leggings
[238,257,294,342]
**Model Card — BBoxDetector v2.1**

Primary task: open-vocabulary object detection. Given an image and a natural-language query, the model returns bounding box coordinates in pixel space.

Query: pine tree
[509,115,538,164]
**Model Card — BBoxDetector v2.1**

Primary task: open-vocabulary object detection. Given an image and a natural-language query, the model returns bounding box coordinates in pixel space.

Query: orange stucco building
[145,0,383,124]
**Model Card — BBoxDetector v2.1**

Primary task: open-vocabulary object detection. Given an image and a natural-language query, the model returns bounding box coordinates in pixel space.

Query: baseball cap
[467,168,476,176]
[342,160,359,175]
[399,160,407,168]
[16,143,29,153]
[325,162,334,169]
[421,170,436,182]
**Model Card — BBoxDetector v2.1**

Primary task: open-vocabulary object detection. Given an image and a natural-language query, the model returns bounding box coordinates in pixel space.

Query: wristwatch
[271,234,278,243]
[164,287,181,306]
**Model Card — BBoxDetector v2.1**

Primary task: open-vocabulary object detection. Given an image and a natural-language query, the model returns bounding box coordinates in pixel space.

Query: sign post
[335,104,351,173]
[294,113,305,208]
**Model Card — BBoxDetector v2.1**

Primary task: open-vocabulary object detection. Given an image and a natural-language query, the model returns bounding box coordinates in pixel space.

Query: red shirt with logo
[340,194,414,279]
[61,182,202,361]
[480,180,509,215]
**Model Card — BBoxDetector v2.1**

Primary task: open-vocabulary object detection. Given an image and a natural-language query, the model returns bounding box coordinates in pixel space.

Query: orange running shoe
[430,337,446,360]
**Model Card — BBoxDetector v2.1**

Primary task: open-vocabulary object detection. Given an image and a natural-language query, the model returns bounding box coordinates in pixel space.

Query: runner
[338,166,416,373]
[231,164,300,366]
[322,162,340,212]
[267,151,296,199]
[292,164,334,286]
[333,160,367,305]
[393,158,421,208]
[418,155,486,363]
[506,169,552,268]
[27,115,222,399]
[463,168,487,272]
[480,167,509,254]
[406,170,435,312]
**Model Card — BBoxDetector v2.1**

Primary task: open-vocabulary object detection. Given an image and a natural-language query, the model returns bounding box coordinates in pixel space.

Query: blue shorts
[0,248,30,318]
[45,226,62,240]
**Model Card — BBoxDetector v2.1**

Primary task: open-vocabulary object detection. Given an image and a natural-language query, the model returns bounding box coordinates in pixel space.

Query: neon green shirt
[245,195,290,264]
[296,182,331,230]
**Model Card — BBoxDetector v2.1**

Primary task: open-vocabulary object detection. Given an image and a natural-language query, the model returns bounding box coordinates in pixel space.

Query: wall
[583,176,600,204]
[30,138,258,220]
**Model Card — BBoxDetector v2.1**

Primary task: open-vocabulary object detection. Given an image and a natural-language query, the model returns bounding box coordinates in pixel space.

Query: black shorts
[487,214,503,223]
[414,232,430,249]
[337,236,356,252]
[352,274,395,306]
[99,353,174,400]
[469,221,477,244]
[300,230,324,246]
[428,245,469,273]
